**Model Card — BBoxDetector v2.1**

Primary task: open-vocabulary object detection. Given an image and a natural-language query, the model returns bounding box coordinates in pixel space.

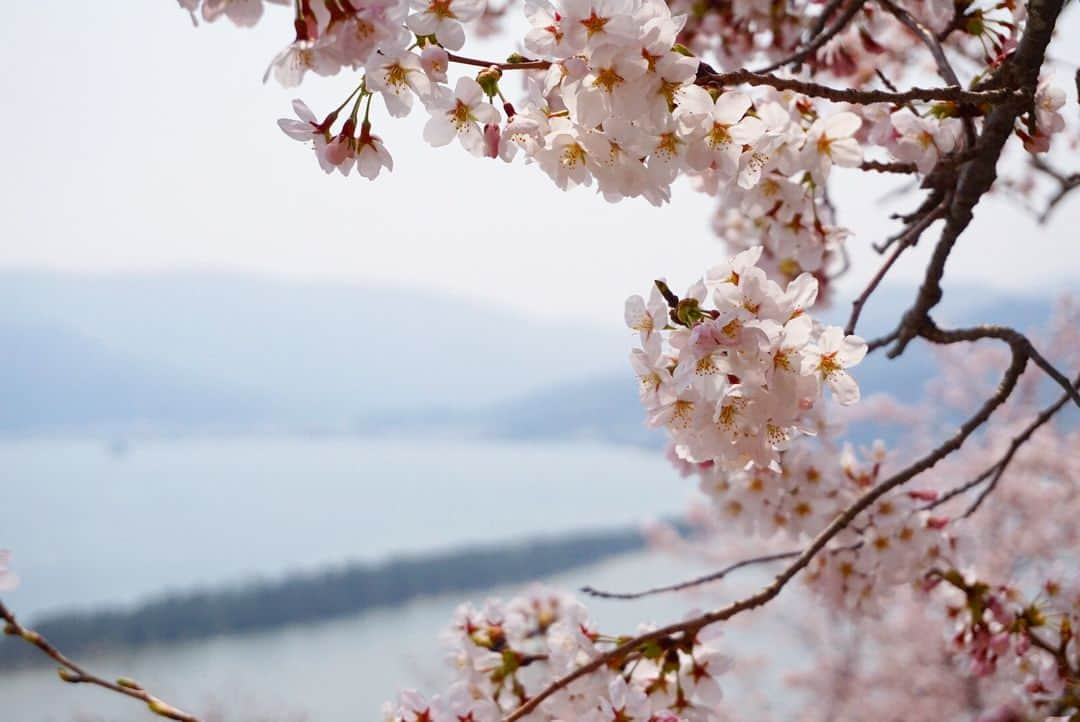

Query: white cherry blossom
[424,77,502,154]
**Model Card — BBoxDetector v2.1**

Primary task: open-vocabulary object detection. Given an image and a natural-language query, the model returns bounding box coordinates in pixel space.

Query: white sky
[1,3,1078,325]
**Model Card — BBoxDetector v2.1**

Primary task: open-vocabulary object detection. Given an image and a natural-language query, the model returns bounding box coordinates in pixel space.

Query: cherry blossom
[424,77,502,154]
[889,109,962,174]
[367,50,434,117]
[627,249,867,473]
[801,112,863,183]
[406,0,485,50]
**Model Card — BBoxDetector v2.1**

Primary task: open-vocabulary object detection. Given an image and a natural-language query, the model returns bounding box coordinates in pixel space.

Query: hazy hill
[0,322,265,434]
[0,270,628,431]
[0,270,1059,438]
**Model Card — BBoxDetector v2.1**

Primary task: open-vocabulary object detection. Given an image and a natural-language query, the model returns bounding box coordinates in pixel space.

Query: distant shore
[0,525,658,669]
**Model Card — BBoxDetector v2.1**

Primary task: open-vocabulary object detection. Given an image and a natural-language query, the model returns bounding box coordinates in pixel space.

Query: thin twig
[1030,155,1080,224]
[846,201,948,335]
[926,371,1080,514]
[446,52,550,71]
[0,600,201,722]
[860,160,919,174]
[756,0,867,74]
[866,328,901,352]
[581,550,802,600]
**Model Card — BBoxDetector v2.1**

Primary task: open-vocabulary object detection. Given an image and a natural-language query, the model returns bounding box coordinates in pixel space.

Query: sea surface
[0,437,809,722]
[0,437,692,619]
[0,549,801,722]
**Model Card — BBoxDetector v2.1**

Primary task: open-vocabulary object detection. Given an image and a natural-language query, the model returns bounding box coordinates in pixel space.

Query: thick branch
[0,600,201,722]
[889,0,1067,357]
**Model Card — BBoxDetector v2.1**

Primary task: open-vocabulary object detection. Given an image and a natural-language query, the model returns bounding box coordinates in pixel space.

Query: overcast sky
[1,3,1077,324]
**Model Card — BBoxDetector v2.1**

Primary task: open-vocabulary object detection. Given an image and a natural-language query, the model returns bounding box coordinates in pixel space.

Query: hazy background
[0,2,1078,721]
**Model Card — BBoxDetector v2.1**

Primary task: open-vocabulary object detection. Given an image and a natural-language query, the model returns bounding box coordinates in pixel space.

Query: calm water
[0,437,690,619]
[0,551,798,722]
[0,438,803,721]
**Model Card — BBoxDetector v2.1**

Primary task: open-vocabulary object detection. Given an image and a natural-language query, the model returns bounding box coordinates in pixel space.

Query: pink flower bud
[483,123,501,159]
[989,631,1011,655]
[988,596,1015,626]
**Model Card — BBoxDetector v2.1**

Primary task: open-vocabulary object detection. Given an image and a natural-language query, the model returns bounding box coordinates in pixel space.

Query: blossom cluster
[180,0,1071,288]
[384,588,734,722]
[799,445,955,615]
[627,247,866,473]
[673,437,956,614]
[937,569,1079,717]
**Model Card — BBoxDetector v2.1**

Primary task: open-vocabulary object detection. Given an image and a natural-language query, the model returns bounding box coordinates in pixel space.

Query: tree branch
[446,52,550,71]
[860,160,919,174]
[888,0,1066,357]
[502,322,1028,722]
[927,370,1080,516]
[846,199,948,335]
[0,600,201,722]
[1030,155,1080,224]
[756,0,867,74]
[696,69,1018,105]
[580,550,802,600]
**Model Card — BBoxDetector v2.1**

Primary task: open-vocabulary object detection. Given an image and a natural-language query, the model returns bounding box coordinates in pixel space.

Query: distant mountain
[0,322,266,434]
[0,270,628,433]
[0,270,1059,438]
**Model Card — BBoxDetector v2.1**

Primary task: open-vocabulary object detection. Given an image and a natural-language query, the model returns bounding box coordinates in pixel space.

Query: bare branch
[846,199,948,336]
[1030,155,1080,223]
[860,160,919,174]
[0,600,201,722]
[446,52,550,70]
[756,0,867,74]
[581,550,802,600]
[928,370,1080,515]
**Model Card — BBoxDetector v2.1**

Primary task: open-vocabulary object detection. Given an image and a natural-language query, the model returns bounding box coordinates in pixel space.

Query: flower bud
[477,66,502,99]
[147,698,183,718]
[483,123,501,159]
[57,668,81,683]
